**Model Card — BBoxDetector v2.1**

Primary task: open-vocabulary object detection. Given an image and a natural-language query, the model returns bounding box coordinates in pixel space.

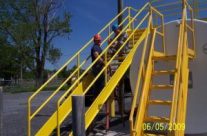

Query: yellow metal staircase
[27,0,195,136]
[27,4,154,136]
[130,0,195,136]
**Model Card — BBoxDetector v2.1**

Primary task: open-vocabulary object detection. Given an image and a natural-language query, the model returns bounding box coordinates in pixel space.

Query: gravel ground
[1,91,131,136]
[2,91,65,136]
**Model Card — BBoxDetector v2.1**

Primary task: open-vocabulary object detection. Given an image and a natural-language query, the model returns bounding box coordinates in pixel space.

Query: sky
[46,0,207,70]
[46,0,148,69]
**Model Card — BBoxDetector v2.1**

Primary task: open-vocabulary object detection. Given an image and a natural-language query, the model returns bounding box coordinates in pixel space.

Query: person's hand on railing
[107,38,112,44]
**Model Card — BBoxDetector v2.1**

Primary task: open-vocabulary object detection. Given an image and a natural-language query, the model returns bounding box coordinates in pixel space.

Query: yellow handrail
[28,7,128,102]
[155,1,181,8]
[56,2,150,108]
[29,13,132,121]
[151,0,206,19]
[151,6,166,54]
[68,6,153,136]
[56,14,132,136]
[28,6,136,136]
[129,5,165,135]
[135,28,157,136]
[129,20,151,136]
[56,3,151,135]
[84,13,150,132]
[170,0,195,135]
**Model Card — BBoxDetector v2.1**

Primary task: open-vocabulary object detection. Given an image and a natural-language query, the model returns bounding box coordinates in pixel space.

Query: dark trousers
[92,67,105,97]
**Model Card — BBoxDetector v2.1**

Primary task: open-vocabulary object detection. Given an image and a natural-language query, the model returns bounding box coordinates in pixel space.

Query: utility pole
[117,0,125,126]
[118,0,123,25]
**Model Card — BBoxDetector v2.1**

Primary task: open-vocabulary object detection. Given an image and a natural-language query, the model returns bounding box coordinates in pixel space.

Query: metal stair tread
[151,84,174,90]
[149,100,172,105]
[152,70,176,75]
[152,55,176,61]
[145,116,170,123]
[110,62,122,66]
[144,134,166,136]
[107,56,126,61]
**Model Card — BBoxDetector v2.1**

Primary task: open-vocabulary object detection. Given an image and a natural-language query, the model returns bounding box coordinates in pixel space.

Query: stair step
[153,51,165,57]
[110,62,122,66]
[124,93,133,98]
[152,55,176,61]
[108,54,127,58]
[144,134,166,136]
[145,116,170,123]
[151,85,173,90]
[108,56,125,61]
[149,100,172,105]
[152,70,176,75]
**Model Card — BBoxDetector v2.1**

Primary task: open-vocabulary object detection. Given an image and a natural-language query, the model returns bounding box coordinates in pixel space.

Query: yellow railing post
[28,101,31,136]
[129,3,168,135]
[169,1,195,136]
[108,26,111,39]
[104,52,107,85]
[77,54,80,83]
[161,14,166,55]
[28,7,132,135]
[82,12,151,133]
[57,5,149,134]
[128,7,131,30]
[109,94,115,117]
[57,103,60,136]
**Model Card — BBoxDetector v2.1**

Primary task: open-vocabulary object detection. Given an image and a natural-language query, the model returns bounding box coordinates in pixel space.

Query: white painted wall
[130,20,207,134]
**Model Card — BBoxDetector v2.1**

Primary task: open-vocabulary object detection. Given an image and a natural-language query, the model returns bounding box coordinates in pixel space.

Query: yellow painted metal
[145,134,166,136]
[169,0,195,135]
[151,84,174,90]
[68,5,151,135]
[151,0,206,19]
[84,40,141,130]
[130,1,195,135]
[56,8,139,108]
[109,93,115,117]
[149,100,172,105]
[150,7,166,54]
[145,116,170,122]
[133,29,157,136]
[152,55,176,60]
[54,15,133,132]
[129,4,166,136]
[69,23,149,136]
[152,70,176,75]
[153,51,165,57]
[61,15,150,136]
[35,74,93,136]
[28,6,137,136]
[57,3,150,136]
[28,0,197,135]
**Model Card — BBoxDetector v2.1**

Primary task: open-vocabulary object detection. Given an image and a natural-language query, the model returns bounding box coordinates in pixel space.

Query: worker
[108,24,129,55]
[91,34,105,96]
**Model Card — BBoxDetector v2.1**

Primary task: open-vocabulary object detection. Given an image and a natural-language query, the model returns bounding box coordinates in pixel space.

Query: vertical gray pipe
[0,87,3,136]
[72,95,85,136]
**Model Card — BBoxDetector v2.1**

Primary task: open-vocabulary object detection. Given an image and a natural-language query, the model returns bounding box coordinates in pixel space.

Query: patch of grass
[4,85,36,93]
[4,84,69,93]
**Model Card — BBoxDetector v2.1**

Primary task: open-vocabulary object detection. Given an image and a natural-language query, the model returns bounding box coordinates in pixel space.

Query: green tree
[0,45,19,79]
[0,0,71,86]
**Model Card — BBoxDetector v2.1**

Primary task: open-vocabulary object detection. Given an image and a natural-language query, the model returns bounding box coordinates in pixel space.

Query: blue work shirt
[91,44,104,75]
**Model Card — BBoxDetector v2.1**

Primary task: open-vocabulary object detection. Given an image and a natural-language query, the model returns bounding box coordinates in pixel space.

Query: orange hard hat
[93,34,102,41]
